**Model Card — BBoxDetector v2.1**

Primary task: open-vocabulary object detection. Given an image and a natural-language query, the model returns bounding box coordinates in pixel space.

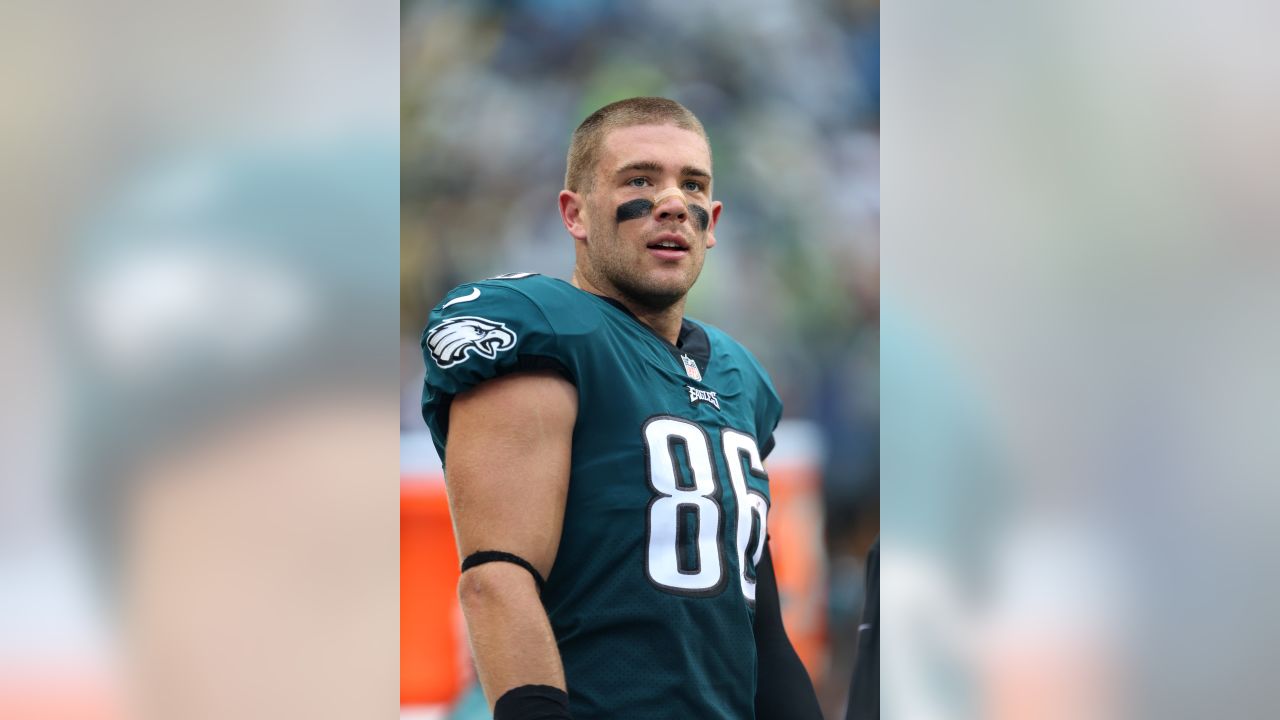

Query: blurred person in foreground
[420,97,822,720]
[71,139,398,719]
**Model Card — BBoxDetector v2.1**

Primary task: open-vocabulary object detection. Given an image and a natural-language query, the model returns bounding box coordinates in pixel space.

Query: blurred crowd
[400,0,880,714]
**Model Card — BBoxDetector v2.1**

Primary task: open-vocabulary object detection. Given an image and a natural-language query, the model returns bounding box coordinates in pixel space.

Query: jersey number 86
[642,417,769,604]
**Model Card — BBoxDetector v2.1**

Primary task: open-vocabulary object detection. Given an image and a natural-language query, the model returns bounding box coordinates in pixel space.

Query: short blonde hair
[565,97,710,193]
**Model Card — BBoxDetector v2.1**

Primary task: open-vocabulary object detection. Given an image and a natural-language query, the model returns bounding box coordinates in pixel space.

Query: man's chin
[618,281,693,312]
[593,259,702,311]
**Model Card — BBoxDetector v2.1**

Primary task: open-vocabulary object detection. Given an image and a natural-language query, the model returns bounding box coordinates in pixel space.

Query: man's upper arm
[444,370,578,580]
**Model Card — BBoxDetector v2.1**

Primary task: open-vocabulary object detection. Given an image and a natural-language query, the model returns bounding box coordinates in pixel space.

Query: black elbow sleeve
[753,541,824,720]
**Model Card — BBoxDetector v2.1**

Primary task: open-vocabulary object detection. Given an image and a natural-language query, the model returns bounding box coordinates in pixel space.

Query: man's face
[576,124,722,310]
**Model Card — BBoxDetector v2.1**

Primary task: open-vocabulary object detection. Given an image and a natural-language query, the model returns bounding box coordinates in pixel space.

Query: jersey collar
[593,294,713,377]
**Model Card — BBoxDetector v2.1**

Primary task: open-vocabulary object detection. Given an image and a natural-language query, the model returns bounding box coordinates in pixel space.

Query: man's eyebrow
[613,161,712,181]
[614,161,664,175]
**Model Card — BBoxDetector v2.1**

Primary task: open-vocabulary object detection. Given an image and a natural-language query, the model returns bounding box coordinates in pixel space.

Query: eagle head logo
[426,316,518,368]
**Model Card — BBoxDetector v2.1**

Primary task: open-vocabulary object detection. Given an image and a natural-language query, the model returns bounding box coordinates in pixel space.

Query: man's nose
[653,189,689,223]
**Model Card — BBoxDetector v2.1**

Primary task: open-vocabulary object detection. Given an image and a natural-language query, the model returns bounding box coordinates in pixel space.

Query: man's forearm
[458,562,567,707]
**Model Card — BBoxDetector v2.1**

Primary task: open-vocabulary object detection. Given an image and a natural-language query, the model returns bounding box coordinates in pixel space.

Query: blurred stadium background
[400,1,880,718]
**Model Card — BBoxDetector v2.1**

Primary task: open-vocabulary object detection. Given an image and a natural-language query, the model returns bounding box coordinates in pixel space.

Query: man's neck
[571,270,685,345]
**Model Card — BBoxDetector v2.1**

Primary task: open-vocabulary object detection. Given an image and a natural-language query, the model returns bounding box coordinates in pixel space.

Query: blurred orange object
[766,423,830,691]
[400,471,470,707]
[0,668,120,720]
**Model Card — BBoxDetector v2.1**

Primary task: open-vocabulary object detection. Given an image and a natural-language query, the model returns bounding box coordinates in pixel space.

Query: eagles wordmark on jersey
[421,273,784,720]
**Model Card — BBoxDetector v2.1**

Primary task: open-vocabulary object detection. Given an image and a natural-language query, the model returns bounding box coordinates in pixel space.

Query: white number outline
[642,417,727,597]
[642,416,770,603]
[723,428,771,604]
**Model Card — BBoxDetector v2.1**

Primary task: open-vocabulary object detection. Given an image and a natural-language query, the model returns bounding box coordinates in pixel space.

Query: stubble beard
[587,223,703,313]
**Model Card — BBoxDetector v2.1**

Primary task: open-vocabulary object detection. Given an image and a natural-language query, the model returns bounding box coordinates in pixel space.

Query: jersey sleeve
[419,281,571,458]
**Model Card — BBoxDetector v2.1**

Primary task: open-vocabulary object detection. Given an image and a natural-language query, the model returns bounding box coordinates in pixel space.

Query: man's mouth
[647,233,689,253]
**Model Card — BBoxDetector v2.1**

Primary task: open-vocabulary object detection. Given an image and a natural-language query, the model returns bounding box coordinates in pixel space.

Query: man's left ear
[705,201,723,248]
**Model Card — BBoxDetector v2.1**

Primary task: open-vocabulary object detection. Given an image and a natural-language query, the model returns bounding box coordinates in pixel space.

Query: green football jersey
[421,274,783,720]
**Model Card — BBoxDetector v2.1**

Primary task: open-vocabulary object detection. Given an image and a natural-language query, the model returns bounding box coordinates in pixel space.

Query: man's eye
[627,177,651,188]
[682,181,704,192]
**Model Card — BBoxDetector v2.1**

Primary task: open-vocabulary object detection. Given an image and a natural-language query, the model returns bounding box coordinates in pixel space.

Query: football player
[421,97,822,720]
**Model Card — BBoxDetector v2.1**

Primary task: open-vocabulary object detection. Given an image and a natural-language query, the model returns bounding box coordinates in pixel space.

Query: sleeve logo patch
[426,316,518,368]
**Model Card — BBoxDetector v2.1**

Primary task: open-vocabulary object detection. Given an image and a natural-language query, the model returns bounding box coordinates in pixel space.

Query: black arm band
[493,684,572,720]
[461,550,546,594]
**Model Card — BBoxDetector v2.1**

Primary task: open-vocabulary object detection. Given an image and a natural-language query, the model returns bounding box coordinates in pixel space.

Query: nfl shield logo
[681,354,702,381]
